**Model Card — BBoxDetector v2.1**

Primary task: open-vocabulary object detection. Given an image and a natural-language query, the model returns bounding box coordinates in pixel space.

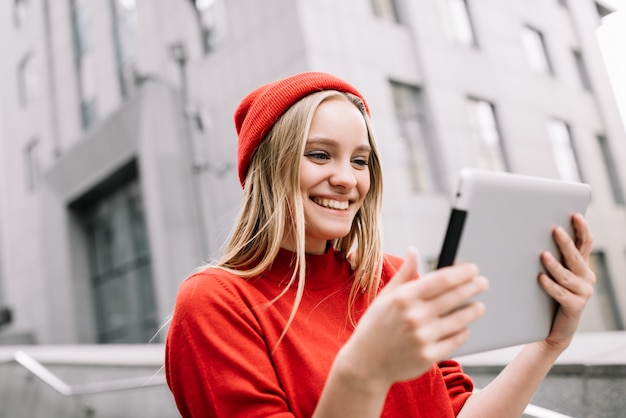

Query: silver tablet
[437,169,592,357]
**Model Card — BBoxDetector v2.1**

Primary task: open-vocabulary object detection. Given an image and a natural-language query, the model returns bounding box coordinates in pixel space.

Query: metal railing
[12,350,166,397]
[523,403,573,418]
[9,349,572,418]
[470,388,574,418]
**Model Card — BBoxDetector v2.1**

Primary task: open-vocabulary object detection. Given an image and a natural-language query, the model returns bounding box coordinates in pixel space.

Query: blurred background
[0,0,625,417]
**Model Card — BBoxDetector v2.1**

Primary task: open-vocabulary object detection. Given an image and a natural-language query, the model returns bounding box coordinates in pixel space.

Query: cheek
[298,161,318,191]
[359,172,372,198]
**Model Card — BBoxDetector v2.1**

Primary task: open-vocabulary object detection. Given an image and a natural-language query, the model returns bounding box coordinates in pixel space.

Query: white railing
[11,348,572,418]
[523,403,573,418]
[12,350,166,397]
[3,350,572,418]
[472,388,573,418]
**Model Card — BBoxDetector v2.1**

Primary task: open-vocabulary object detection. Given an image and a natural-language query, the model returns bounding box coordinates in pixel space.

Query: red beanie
[234,71,370,186]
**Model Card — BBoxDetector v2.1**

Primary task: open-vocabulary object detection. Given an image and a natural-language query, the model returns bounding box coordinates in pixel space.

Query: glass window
[370,0,401,23]
[17,53,38,107]
[390,81,439,192]
[71,0,93,56]
[546,119,582,182]
[466,97,508,171]
[111,0,138,99]
[521,25,552,74]
[573,49,592,92]
[14,0,29,28]
[589,251,624,330]
[83,178,158,343]
[193,0,228,53]
[597,135,625,204]
[447,0,476,46]
[71,0,98,129]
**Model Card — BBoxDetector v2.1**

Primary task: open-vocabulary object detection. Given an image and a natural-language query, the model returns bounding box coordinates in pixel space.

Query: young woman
[165,72,596,417]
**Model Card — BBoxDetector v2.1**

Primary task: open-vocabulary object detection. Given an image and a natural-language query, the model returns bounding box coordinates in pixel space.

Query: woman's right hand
[334,248,488,392]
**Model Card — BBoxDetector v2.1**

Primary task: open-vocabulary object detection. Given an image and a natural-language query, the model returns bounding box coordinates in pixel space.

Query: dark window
[14,0,28,28]
[17,53,37,107]
[111,0,138,99]
[597,135,625,204]
[573,50,592,91]
[466,97,509,171]
[589,251,624,330]
[370,0,401,23]
[546,119,583,182]
[521,25,553,75]
[446,0,477,46]
[79,176,158,343]
[390,81,440,192]
[71,0,98,130]
[193,0,227,53]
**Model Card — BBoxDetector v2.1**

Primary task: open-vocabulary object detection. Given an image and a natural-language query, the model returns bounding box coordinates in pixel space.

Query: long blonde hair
[212,90,384,346]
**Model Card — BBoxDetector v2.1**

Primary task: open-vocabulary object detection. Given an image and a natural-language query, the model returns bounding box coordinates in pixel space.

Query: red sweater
[165,248,473,417]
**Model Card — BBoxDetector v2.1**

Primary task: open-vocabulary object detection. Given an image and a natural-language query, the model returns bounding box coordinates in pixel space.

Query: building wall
[0,0,624,344]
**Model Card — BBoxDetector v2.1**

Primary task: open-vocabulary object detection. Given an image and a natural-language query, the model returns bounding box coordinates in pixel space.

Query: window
[14,0,29,28]
[521,25,553,74]
[589,251,624,330]
[466,98,508,171]
[17,53,38,107]
[370,0,401,23]
[111,0,138,99]
[193,0,228,53]
[82,177,158,343]
[24,139,39,191]
[573,50,592,91]
[546,119,582,182]
[597,135,625,203]
[71,0,93,55]
[71,0,98,129]
[78,52,98,129]
[390,81,439,192]
[446,0,476,46]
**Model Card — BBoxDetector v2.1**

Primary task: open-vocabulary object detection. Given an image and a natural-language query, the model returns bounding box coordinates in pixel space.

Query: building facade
[0,0,624,345]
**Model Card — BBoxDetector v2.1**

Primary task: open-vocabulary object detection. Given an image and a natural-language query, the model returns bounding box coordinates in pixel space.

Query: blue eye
[306,151,330,160]
[352,157,369,167]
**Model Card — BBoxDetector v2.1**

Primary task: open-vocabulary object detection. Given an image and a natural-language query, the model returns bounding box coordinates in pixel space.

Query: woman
[165,72,595,417]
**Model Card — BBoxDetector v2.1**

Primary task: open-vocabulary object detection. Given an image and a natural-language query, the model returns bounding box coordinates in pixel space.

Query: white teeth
[313,198,349,210]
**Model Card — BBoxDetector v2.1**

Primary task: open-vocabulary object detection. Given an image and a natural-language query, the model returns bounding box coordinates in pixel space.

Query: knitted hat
[234,71,370,186]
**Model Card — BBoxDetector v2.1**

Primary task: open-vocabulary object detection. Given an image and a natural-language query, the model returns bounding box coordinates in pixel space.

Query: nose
[329,159,357,189]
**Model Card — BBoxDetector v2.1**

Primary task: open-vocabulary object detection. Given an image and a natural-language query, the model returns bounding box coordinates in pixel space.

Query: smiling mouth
[312,197,350,211]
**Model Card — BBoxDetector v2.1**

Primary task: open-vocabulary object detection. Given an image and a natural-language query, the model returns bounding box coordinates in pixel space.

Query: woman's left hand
[538,213,596,350]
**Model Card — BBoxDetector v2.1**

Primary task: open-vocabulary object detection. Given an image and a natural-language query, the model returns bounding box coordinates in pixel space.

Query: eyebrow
[305,137,371,153]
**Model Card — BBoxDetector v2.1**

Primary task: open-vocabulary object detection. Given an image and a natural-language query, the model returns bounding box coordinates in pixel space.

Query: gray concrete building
[0,0,624,349]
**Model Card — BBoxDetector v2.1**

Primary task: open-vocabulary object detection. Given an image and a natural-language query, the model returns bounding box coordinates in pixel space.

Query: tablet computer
[436,169,592,357]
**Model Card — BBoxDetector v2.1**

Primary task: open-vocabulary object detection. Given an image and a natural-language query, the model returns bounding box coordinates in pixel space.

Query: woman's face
[294,97,371,254]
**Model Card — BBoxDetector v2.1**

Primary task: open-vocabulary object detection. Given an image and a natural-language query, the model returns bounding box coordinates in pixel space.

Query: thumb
[385,247,419,291]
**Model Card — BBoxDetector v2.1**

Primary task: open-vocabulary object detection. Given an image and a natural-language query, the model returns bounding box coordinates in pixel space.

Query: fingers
[415,301,486,351]
[572,213,593,259]
[541,250,595,298]
[552,216,594,277]
[416,263,482,300]
[426,273,489,315]
[390,261,487,321]
[384,247,419,291]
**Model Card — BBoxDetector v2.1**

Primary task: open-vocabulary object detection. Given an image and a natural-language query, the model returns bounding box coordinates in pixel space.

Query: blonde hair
[212,90,384,347]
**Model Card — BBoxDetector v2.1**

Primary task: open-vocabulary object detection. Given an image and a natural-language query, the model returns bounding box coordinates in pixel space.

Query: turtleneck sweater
[165,248,473,417]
